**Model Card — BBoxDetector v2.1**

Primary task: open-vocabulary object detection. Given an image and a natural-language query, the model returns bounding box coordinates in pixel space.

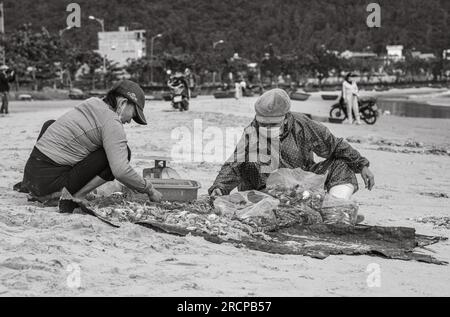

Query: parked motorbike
[329,96,378,125]
[172,93,189,111]
[167,75,190,111]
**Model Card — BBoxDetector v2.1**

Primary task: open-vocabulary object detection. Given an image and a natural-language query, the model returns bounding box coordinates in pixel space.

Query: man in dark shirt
[0,65,15,116]
[209,89,375,200]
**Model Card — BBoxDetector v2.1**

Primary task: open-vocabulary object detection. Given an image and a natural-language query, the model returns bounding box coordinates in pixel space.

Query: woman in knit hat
[209,88,375,202]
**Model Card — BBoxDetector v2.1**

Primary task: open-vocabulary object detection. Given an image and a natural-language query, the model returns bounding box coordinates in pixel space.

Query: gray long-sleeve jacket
[35,97,147,192]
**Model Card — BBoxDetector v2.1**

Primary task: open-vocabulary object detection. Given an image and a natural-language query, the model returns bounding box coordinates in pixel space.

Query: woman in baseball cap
[18,80,162,206]
[106,79,147,125]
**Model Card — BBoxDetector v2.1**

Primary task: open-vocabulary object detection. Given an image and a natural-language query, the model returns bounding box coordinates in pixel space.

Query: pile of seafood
[83,194,271,241]
[264,185,358,226]
[263,168,359,225]
[60,190,448,265]
[71,167,358,241]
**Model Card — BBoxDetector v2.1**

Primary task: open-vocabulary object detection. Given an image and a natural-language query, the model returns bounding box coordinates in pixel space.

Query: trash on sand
[412,216,450,229]
[419,192,449,199]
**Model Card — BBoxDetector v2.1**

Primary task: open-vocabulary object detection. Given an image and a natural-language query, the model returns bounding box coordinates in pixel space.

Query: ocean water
[377,90,450,118]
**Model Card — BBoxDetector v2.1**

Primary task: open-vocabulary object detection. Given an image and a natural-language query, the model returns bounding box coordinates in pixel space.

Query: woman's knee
[96,146,130,181]
[329,183,355,200]
[324,159,358,193]
[238,163,266,190]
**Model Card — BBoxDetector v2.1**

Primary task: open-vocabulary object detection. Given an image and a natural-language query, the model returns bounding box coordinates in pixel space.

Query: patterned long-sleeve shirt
[208,112,370,195]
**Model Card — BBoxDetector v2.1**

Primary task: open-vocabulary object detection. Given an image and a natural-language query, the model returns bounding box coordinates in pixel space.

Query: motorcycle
[172,92,189,111]
[168,76,190,111]
[329,96,378,125]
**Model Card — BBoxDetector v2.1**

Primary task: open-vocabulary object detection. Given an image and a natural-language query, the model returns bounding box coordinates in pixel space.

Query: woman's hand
[210,188,223,198]
[147,187,163,202]
[144,179,163,202]
[361,166,375,191]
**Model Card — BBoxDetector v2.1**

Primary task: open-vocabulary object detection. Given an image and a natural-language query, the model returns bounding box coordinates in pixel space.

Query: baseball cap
[110,80,147,125]
[255,88,291,124]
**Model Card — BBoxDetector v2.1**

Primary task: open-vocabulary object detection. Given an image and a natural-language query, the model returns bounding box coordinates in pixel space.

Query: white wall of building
[386,45,404,60]
[97,27,146,66]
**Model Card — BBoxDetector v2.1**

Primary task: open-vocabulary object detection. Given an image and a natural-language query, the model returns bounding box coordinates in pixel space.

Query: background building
[386,45,404,61]
[97,27,146,66]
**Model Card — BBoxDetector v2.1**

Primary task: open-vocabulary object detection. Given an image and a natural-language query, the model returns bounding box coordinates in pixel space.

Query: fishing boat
[213,90,235,99]
[321,94,339,101]
[290,92,311,101]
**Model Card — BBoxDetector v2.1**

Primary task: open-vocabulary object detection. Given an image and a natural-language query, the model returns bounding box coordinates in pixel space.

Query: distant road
[9,100,80,114]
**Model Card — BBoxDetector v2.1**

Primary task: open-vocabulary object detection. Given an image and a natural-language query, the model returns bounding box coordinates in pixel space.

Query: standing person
[184,68,196,97]
[239,76,247,97]
[342,73,361,125]
[234,80,242,100]
[277,73,285,86]
[19,80,162,205]
[0,65,15,116]
[234,73,245,100]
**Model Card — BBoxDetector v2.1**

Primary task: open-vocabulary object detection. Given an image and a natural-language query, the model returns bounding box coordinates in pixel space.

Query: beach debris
[404,140,425,148]
[345,136,450,156]
[412,216,450,229]
[345,136,364,143]
[419,192,449,199]
[346,136,424,148]
[375,146,450,156]
[425,147,450,156]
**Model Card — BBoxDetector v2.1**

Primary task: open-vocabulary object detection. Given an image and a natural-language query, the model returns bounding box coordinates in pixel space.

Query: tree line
[1,0,450,89]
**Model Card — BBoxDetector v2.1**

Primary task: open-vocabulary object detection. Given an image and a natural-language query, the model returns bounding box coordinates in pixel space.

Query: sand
[0,92,449,296]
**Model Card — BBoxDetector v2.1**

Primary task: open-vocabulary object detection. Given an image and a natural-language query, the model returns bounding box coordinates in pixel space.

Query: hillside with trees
[1,0,450,88]
[3,0,450,57]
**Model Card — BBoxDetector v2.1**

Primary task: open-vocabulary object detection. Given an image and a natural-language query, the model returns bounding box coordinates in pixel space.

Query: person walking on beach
[342,73,361,125]
[0,65,15,116]
[19,80,162,205]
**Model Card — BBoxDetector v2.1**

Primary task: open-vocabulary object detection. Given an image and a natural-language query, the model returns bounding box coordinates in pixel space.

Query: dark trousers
[237,158,359,193]
[0,92,8,114]
[23,120,131,197]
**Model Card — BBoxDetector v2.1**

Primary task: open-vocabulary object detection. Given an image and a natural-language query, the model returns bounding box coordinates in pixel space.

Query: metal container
[142,156,180,179]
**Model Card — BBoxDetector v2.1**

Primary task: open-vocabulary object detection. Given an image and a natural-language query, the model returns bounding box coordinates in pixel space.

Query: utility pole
[89,16,106,87]
[150,33,162,84]
[0,2,5,65]
[212,40,225,84]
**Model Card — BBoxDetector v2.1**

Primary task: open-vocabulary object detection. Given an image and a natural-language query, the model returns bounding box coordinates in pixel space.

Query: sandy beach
[0,91,449,296]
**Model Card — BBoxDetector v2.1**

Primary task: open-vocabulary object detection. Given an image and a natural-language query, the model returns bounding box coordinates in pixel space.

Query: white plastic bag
[214,191,279,227]
[319,194,359,225]
[266,168,327,193]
